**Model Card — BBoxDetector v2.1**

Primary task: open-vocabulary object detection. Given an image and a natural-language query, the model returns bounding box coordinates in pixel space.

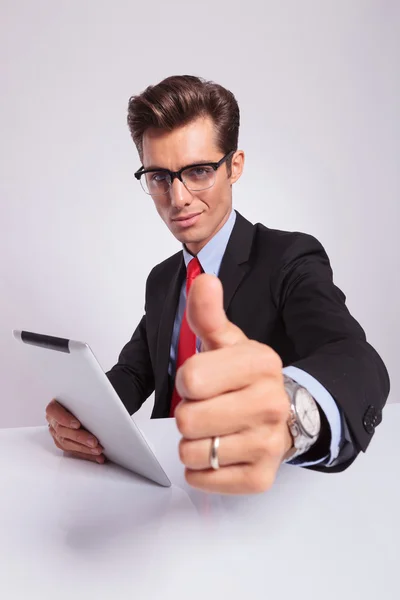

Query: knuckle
[269,394,290,422]
[178,440,199,466]
[184,468,196,487]
[54,431,65,444]
[243,341,261,374]
[266,441,280,462]
[266,404,281,422]
[269,349,283,371]
[278,400,290,421]
[184,468,203,490]
[250,435,270,461]
[255,430,285,457]
[261,343,282,368]
[257,470,274,493]
[267,435,285,459]
[250,342,282,373]
[248,382,274,422]
[269,425,289,461]
[255,384,288,424]
[243,342,272,379]
[52,436,62,450]
[178,359,200,398]
[178,439,189,464]
[254,382,270,414]
[244,466,273,494]
[175,405,194,438]
[243,468,262,493]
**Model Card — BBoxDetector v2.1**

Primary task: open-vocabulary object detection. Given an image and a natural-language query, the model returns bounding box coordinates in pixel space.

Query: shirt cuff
[282,366,342,467]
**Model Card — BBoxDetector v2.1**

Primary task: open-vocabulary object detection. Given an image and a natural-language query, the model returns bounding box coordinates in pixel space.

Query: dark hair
[127,75,240,174]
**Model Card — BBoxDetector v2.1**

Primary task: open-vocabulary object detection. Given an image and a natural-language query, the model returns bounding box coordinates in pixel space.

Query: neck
[185,209,232,255]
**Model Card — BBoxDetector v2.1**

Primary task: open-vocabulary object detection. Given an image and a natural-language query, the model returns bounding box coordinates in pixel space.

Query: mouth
[171,212,202,228]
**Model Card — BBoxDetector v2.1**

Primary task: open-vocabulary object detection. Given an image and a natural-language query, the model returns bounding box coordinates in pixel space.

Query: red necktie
[169,257,203,417]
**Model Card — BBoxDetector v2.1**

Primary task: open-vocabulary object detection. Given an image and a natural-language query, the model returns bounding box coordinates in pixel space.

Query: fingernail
[91,447,101,454]
[70,420,80,429]
[50,419,57,429]
[87,438,96,448]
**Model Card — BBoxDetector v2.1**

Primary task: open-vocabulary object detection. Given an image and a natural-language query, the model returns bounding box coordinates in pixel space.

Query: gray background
[1,0,399,428]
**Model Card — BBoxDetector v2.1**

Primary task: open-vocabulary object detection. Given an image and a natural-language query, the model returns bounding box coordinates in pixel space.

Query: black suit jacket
[106,211,390,471]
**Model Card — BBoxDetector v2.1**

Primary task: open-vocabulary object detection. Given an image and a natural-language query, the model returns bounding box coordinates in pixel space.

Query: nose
[169,177,193,209]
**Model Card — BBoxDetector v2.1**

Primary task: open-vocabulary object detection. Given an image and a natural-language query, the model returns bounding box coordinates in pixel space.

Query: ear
[229,150,245,185]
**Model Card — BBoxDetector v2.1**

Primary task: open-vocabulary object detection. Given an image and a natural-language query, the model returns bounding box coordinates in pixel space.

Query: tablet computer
[12,330,171,487]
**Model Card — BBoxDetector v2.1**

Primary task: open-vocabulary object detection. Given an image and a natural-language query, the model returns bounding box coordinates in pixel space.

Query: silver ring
[210,436,220,470]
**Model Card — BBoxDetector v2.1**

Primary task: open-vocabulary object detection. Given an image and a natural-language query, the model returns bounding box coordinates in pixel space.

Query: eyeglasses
[134,150,235,195]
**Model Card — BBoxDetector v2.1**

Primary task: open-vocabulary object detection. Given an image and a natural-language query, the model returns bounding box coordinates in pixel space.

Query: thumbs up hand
[174,274,294,495]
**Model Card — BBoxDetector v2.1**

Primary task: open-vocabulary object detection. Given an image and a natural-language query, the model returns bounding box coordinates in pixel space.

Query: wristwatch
[283,375,321,462]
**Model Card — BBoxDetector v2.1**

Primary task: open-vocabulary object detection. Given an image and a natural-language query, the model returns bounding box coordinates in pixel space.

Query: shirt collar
[182,209,237,275]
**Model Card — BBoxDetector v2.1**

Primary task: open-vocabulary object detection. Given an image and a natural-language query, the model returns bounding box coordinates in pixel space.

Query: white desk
[0,405,399,600]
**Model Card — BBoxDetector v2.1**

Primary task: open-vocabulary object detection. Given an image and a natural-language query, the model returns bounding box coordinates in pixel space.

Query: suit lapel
[155,254,185,414]
[218,211,255,312]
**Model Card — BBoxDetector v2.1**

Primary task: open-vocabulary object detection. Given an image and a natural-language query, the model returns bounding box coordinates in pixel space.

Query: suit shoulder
[146,250,183,285]
[254,221,328,258]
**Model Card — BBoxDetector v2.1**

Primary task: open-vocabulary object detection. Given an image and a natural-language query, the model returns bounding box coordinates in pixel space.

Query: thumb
[186,274,247,351]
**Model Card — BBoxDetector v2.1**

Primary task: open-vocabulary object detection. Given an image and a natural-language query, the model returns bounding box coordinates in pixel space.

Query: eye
[151,172,168,182]
[186,166,213,178]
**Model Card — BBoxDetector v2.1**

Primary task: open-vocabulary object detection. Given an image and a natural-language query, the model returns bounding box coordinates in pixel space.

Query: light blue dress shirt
[168,209,342,467]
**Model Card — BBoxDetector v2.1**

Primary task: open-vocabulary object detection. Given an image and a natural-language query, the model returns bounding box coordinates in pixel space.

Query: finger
[176,342,282,401]
[176,380,288,440]
[66,451,106,464]
[49,425,104,456]
[51,429,104,463]
[46,399,81,429]
[58,437,104,456]
[186,274,247,351]
[185,460,277,495]
[53,424,99,449]
[179,426,286,470]
[175,387,255,439]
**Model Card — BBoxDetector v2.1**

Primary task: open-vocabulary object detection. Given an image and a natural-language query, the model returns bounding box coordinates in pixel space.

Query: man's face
[141,116,244,255]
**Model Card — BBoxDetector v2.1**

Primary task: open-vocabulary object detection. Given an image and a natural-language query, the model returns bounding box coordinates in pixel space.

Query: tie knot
[187,257,202,282]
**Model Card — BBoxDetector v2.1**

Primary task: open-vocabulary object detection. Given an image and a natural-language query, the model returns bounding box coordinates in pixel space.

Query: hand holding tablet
[46,399,105,464]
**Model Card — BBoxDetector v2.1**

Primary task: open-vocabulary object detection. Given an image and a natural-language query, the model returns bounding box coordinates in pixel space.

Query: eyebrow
[143,159,215,171]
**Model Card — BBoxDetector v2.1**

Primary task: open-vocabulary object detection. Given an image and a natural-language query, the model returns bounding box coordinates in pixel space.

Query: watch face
[295,388,321,438]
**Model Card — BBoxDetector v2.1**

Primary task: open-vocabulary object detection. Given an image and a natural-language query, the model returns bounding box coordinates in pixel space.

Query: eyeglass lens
[141,165,216,195]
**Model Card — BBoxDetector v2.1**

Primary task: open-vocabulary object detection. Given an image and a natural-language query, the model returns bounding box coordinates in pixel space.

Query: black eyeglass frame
[134,150,235,193]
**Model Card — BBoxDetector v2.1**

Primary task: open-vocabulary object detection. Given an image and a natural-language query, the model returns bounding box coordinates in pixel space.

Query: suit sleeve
[271,232,390,471]
[105,314,155,415]
[105,266,158,415]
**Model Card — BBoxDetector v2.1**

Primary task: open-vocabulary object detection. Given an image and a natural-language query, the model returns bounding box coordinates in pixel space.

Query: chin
[176,231,199,244]
[169,219,211,248]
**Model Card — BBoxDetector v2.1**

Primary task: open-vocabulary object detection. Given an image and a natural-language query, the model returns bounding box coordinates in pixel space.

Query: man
[46,75,390,495]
